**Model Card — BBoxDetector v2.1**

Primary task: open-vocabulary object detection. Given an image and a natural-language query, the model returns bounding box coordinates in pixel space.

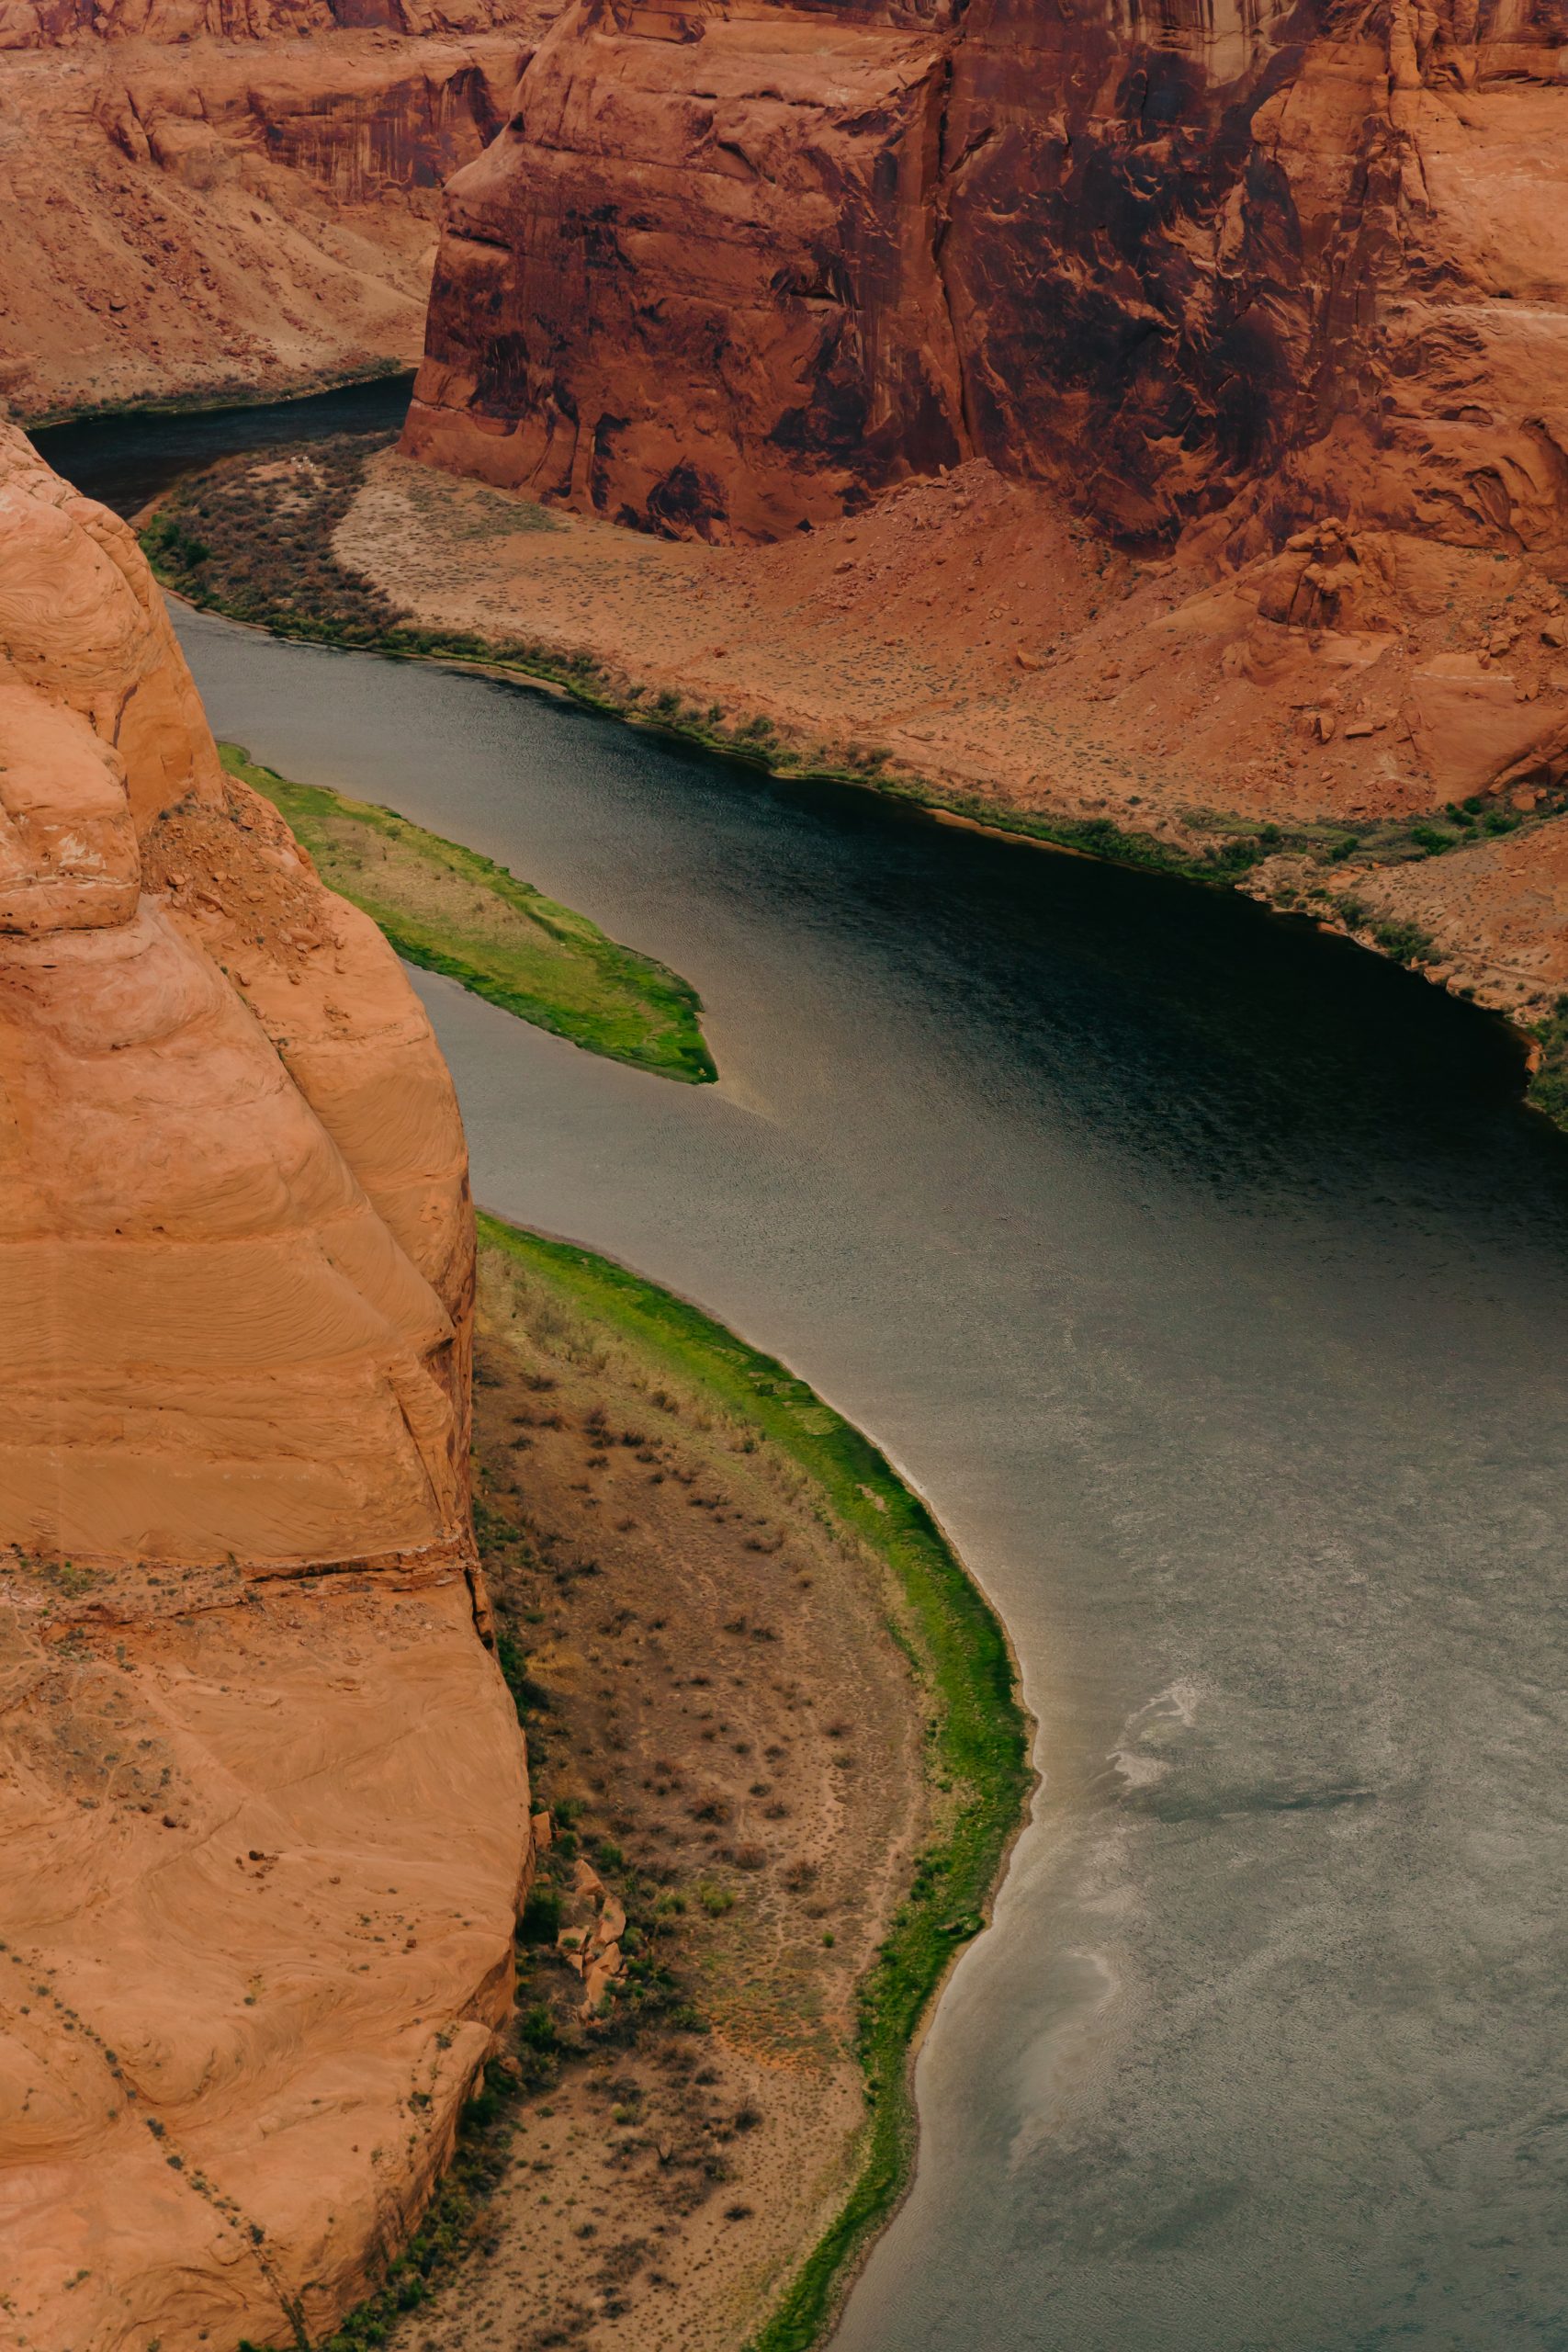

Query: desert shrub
[518,1886,563,1943]
[1371,918,1436,966]
[140,434,406,643]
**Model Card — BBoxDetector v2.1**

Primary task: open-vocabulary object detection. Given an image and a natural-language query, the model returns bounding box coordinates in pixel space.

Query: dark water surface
[162,604,1568,2352]
[29,372,413,516]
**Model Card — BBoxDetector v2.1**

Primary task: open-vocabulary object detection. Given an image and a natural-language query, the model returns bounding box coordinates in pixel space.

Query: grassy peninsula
[220,743,715,1083]
[477,1219,1032,2351]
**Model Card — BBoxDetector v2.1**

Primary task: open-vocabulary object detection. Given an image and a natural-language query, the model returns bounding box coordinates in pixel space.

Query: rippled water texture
[161,600,1568,2352]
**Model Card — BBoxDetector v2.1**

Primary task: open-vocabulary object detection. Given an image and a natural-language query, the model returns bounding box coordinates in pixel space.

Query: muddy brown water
[45,399,1568,2349]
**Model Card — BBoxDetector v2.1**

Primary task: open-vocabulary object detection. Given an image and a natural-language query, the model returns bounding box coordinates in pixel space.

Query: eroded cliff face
[406,0,964,536]
[404,0,962,535]
[0,424,530,2352]
[405,0,1568,568]
[0,0,558,422]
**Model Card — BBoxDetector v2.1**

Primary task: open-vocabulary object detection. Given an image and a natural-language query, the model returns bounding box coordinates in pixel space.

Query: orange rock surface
[0,0,557,423]
[331,431,1568,1023]
[406,0,1568,570]
[0,424,531,2351]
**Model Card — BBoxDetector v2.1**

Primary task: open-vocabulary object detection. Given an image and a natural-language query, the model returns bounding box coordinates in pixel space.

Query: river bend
[157,597,1568,2352]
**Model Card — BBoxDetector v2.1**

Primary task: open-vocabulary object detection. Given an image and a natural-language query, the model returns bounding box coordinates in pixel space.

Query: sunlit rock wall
[0,424,531,2352]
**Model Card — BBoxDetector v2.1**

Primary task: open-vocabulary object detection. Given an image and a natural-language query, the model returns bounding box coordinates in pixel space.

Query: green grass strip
[220,743,716,1085]
[477,1215,1034,2350]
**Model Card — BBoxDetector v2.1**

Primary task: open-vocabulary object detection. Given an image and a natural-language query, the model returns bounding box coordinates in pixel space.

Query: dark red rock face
[405,0,1568,555]
[0,0,523,40]
[931,0,1314,542]
[405,2,966,537]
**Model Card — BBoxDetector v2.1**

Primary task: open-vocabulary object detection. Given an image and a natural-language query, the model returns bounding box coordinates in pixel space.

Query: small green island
[220,743,716,1084]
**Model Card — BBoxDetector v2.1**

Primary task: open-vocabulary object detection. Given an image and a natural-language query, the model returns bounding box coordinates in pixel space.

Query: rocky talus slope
[0,0,557,423]
[0,424,531,2351]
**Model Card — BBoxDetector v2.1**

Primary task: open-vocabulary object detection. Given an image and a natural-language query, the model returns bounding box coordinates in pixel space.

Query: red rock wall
[0,0,525,54]
[407,0,965,537]
[405,0,1568,560]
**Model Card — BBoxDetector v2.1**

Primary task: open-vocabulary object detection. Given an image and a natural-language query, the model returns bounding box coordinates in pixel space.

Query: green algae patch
[220,743,716,1085]
[477,1216,1034,2351]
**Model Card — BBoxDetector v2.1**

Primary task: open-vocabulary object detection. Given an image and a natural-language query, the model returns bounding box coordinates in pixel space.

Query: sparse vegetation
[130,445,1390,888]
[475,1217,1032,2352]
[141,435,404,642]
[1320,892,1437,968]
[254,1220,1021,2352]
[1529,995,1568,1126]
[144,441,1568,941]
[1369,916,1438,967]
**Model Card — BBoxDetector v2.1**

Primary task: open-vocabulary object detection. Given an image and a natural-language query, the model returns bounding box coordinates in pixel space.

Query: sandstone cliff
[0,0,558,422]
[405,0,1568,570]
[0,424,531,2351]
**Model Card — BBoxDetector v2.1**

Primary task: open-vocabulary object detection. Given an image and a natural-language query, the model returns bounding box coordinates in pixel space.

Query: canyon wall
[404,0,1568,565]
[0,424,531,2351]
[0,0,558,421]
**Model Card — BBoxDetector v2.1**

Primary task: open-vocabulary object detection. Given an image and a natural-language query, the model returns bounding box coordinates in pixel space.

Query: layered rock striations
[405,0,1568,568]
[406,0,965,537]
[391,0,1568,971]
[0,0,558,421]
[0,424,531,2351]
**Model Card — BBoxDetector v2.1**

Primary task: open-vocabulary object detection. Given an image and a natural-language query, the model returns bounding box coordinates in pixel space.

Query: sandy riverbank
[346,450,1568,1024]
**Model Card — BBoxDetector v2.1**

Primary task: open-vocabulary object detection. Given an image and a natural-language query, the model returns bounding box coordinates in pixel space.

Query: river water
[170,607,1568,2352]
[46,405,1568,2348]
[28,372,414,517]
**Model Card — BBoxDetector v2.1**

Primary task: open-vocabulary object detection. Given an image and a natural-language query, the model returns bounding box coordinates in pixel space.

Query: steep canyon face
[0,424,530,2351]
[0,0,556,421]
[405,0,1568,571]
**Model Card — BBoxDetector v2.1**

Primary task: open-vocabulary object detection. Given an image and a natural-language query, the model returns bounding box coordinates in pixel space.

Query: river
[53,409,1568,2349]
[28,372,414,517]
